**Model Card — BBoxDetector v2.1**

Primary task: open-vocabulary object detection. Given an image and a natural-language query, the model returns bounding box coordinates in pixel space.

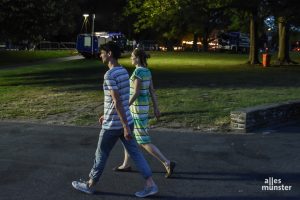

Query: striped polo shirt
[102,66,133,130]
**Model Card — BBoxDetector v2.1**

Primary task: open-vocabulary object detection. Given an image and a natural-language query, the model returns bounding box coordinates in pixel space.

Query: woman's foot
[165,161,176,178]
[112,165,132,172]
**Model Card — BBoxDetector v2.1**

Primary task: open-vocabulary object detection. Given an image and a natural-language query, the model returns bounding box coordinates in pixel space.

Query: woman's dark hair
[132,48,150,67]
[100,41,121,59]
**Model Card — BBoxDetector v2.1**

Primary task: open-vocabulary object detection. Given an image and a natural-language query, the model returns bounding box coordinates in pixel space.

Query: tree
[182,0,231,51]
[229,0,268,64]
[248,7,260,64]
[0,0,79,47]
[268,0,300,64]
[124,0,188,50]
[124,0,230,51]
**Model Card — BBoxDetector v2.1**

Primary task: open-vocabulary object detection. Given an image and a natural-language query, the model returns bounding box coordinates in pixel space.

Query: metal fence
[38,41,76,50]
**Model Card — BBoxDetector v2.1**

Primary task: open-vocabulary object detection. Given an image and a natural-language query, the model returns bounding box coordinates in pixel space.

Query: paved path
[0,55,84,70]
[0,122,299,200]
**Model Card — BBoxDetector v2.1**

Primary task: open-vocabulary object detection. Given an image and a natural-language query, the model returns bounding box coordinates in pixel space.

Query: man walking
[72,42,158,198]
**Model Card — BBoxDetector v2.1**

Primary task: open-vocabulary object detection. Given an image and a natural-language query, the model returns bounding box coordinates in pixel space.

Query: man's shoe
[165,161,176,178]
[135,185,158,198]
[72,180,94,194]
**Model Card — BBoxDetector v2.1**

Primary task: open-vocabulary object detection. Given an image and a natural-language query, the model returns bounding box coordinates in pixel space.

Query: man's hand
[99,115,104,125]
[124,126,132,141]
[110,89,132,140]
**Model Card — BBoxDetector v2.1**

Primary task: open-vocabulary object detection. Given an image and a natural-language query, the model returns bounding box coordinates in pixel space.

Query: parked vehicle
[217,32,250,53]
[0,43,6,50]
[76,32,126,58]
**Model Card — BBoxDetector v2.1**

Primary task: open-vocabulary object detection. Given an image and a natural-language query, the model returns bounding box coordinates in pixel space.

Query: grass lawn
[0,51,300,131]
[0,50,78,66]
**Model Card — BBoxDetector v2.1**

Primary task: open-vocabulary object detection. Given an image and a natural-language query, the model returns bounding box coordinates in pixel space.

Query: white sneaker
[72,180,94,194]
[135,184,158,198]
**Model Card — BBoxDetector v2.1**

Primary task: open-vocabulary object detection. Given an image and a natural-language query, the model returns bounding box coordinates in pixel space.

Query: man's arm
[129,78,141,106]
[110,89,132,140]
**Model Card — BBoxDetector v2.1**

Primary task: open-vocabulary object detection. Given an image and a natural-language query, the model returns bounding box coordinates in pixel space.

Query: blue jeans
[89,124,152,182]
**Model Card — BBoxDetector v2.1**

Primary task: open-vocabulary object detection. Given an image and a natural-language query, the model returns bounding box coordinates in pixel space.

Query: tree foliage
[228,0,270,64]
[125,0,230,51]
[0,0,79,44]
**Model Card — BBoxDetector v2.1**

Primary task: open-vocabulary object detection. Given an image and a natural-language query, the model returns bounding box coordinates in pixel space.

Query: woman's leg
[117,143,170,170]
[140,143,170,168]
[118,147,131,169]
[141,143,176,178]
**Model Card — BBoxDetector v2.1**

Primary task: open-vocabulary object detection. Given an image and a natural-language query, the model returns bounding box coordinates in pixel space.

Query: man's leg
[89,128,120,183]
[72,128,120,194]
[120,135,152,179]
[120,126,158,197]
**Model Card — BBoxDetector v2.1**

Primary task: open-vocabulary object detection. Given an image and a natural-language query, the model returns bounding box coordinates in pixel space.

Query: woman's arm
[149,79,161,118]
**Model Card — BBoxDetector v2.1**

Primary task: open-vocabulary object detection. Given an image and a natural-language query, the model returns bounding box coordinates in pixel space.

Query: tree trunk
[166,40,174,51]
[277,17,294,64]
[248,10,260,65]
[278,17,286,63]
[192,32,199,52]
[202,31,209,52]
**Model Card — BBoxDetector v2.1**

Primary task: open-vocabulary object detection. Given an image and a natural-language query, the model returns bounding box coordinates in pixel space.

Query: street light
[91,14,95,56]
[82,14,89,33]
[82,13,95,34]
[91,14,95,35]
[82,13,96,56]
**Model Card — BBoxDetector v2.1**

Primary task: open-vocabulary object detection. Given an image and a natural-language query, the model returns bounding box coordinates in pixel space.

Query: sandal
[165,161,176,178]
[112,166,132,172]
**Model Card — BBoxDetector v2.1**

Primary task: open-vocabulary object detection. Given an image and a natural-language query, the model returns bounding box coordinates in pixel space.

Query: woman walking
[113,48,176,178]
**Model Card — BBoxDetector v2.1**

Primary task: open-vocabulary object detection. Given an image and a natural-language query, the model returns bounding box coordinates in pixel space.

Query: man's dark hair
[100,41,121,59]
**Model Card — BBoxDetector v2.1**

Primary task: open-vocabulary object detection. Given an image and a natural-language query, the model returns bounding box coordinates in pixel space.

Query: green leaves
[125,0,182,37]
[124,0,231,48]
[0,0,79,44]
